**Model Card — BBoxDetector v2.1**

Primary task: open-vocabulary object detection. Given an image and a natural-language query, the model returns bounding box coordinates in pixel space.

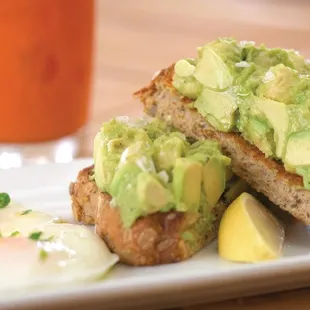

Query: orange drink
[0,0,94,143]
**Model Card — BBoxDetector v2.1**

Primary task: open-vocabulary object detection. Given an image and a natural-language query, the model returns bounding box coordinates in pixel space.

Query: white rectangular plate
[1,158,310,310]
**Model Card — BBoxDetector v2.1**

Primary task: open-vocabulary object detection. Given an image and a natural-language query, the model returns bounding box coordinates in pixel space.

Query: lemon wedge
[218,192,285,263]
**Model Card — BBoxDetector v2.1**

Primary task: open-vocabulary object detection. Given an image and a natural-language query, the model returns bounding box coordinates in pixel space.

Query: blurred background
[1,0,310,166]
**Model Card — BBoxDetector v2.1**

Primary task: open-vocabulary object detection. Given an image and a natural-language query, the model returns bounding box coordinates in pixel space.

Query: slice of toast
[70,166,228,266]
[133,65,310,225]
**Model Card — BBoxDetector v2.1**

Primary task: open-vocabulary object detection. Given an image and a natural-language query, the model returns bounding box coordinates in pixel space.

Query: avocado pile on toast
[135,38,310,225]
[70,117,246,265]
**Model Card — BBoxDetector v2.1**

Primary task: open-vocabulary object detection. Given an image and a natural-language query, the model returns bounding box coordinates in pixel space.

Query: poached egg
[0,201,119,294]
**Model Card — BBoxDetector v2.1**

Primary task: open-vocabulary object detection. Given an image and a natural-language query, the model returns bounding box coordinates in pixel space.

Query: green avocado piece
[110,162,143,228]
[93,119,151,192]
[153,133,188,172]
[255,98,290,158]
[224,178,249,203]
[120,141,155,173]
[295,166,310,190]
[142,118,173,141]
[235,63,267,95]
[202,157,226,207]
[293,80,310,106]
[186,140,231,166]
[194,87,238,132]
[244,45,292,69]
[287,49,310,75]
[93,131,119,192]
[288,103,310,135]
[137,172,173,213]
[243,117,276,157]
[256,64,301,104]
[194,38,241,90]
[173,59,202,99]
[175,59,196,77]
[206,38,242,64]
[172,158,203,212]
[284,130,310,168]
[172,74,202,100]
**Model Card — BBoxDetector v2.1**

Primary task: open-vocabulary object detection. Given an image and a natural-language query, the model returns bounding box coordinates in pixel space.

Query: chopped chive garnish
[11,231,20,237]
[0,193,10,208]
[45,235,54,242]
[20,209,32,215]
[40,235,54,242]
[39,249,48,261]
[29,231,43,241]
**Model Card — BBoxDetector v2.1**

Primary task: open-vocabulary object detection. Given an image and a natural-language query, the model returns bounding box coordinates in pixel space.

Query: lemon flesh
[218,192,285,263]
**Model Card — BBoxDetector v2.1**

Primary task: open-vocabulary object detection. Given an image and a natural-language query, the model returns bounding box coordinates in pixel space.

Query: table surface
[81,0,310,309]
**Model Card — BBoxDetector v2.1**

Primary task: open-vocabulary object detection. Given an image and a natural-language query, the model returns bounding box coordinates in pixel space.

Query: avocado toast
[134,38,310,225]
[70,117,246,266]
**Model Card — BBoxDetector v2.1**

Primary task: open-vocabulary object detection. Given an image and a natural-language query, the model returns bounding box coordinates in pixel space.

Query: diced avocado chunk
[137,172,173,213]
[110,162,143,228]
[288,103,310,134]
[194,38,241,90]
[175,59,196,77]
[186,140,231,166]
[293,78,310,106]
[172,158,203,212]
[255,98,290,158]
[172,61,202,100]
[120,141,155,173]
[194,48,232,90]
[287,49,310,75]
[93,132,120,192]
[181,230,196,242]
[172,75,202,100]
[244,45,292,69]
[256,64,301,104]
[234,63,267,95]
[296,167,310,190]
[203,157,226,207]
[224,179,249,203]
[153,133,187,172]
[207,38,242,64]
[142,118,173,141]
[194,87,238,132]
[243,117,275,157]
[284,130,310,168]
[93,119,151,192]
[244,45,310,74]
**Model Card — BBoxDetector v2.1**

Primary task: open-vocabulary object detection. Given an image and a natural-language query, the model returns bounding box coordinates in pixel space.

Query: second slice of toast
[134,65,310,225]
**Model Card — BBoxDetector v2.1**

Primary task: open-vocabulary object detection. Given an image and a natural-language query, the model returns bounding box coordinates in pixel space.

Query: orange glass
[0,0,94,143]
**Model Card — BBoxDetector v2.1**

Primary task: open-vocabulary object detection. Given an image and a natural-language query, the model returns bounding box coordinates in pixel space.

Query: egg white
[0,202,61,237]
[0,203,119,294]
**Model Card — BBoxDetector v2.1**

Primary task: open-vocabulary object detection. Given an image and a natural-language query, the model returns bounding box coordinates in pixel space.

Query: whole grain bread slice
[133,65,310,225]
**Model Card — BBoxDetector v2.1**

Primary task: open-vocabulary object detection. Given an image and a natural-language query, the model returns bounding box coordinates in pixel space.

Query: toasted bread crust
[70,166,98,225]
[70,166,227,266]
[134,65,310,224]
